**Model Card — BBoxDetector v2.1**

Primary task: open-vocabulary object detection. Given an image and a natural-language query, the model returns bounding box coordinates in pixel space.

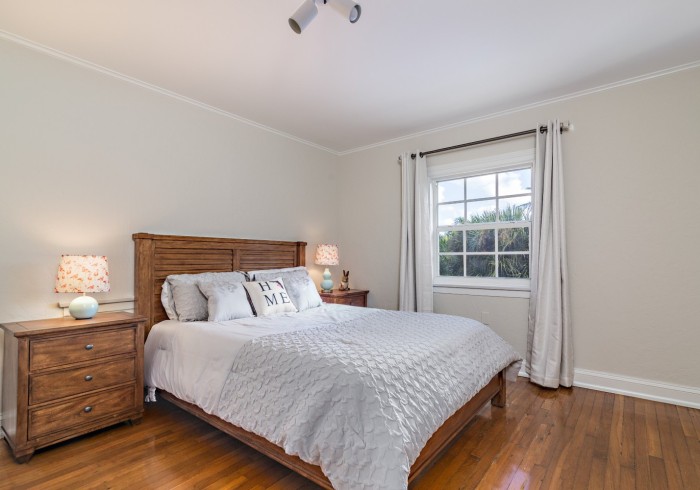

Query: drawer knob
[83,406,93,413]
[85,344,94,351]
[84,375,93,382]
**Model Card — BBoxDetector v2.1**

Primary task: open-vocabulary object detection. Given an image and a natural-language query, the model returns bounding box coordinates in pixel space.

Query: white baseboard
[573,368,700,409]
[518,366,700,409]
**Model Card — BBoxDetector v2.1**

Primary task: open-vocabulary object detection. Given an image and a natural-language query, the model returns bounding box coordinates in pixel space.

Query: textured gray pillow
[253,268,322,312]
[198,282,254,322]
[165,271,248,322]
[161,281,178,320]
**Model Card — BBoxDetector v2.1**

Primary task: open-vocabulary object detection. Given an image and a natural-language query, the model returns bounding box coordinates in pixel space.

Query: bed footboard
[156,368,507,489]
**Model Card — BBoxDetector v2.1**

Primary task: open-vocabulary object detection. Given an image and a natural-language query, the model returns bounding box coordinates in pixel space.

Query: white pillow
[242,278,298,317]
[198,282,254,322]
[252,267,322,312]
[162,271,248,322]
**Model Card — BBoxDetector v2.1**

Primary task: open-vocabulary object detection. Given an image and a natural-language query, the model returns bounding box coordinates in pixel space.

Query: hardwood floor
[1,367,698,489]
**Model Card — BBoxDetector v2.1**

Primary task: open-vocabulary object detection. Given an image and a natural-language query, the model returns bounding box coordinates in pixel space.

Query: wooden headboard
[133,233,307,336]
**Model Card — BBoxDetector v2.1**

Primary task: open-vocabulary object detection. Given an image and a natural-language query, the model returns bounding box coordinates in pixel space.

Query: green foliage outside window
[438,203,531,278]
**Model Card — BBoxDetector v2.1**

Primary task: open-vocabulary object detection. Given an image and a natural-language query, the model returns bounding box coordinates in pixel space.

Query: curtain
[525,120,573,388]
[399,152,434,312]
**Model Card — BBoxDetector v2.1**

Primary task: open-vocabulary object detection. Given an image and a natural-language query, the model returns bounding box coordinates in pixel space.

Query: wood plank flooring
[1,366,698,489]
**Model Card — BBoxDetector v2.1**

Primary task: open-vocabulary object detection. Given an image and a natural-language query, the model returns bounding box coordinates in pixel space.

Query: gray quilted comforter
[217,310,520,489]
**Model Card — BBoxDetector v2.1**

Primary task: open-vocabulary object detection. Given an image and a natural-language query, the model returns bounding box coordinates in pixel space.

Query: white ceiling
[1,1,700,154]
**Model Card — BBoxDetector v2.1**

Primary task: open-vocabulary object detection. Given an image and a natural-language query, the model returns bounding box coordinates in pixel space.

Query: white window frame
[429,149,535,294]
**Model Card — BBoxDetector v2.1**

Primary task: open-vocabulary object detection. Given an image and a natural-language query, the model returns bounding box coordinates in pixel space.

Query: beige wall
[338,66,700,390]
[0,38,340,321]
[0,39,340,415]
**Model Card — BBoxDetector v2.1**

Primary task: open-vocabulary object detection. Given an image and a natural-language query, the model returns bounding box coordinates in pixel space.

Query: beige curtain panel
[525,119,573,388]
[399,151,434,313]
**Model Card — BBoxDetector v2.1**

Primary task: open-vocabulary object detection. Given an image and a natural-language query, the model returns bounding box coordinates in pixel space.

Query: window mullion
[494,175,500,278]
[462,222,467,278]
[463,178,468,228]
[494,232,500,279]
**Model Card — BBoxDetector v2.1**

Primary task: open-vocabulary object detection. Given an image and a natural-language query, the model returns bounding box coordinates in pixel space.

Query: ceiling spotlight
[289,0,362,34]
[289,0,319,34]
[329,0,361,23]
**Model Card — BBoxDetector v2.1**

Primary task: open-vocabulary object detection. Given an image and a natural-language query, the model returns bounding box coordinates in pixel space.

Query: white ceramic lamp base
[69,294,99,319]
[320,267,334,292]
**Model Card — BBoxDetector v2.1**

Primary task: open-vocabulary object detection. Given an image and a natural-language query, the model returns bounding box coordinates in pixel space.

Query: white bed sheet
[144,303,374,415]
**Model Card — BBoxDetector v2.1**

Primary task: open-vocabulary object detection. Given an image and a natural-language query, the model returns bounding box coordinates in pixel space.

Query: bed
[134,233,519,489]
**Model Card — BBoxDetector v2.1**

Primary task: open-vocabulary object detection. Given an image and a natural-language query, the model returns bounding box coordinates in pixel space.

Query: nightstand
[1,311,146,463]
[319,289,369,307]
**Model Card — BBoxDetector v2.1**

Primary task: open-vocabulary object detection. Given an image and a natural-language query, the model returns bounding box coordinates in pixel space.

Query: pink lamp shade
[314,244,339,266]
[55,255,110,319]
[314,244,339,292]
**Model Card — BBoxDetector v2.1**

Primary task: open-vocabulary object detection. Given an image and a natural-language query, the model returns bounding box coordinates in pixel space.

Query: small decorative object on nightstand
[319,289,369,307]
[54,255,110,319]
[339,270,350,291]
[315,244,339,293]
[1,311,146,463]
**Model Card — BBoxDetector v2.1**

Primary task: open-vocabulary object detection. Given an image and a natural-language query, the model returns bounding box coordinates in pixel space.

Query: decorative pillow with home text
[242,278,298,317]
[252,267,322,312]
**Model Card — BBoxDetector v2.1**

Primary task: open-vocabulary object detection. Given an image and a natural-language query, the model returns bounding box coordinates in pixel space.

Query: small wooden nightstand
[1,311,146,463]
[319,289,369,307]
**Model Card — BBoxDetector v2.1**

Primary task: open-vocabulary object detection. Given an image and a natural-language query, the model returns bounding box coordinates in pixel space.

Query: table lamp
[314,244,339,293]
[55,255,110,319]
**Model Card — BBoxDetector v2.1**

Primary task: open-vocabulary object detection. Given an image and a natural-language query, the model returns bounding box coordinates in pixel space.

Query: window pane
[499,254,529,278]
[499,196,531,221]
[466,229,495,252]
[438,179,464,203]
[467,174,496,199]
[498,169,531,196]
[466,255,495,277]
[439,231,463,252]
[439,255,464,276]
[498,227,529,252]
[438,203,464,226]
[467,199,496,223]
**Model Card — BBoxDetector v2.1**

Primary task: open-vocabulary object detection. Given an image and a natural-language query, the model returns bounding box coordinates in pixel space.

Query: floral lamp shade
[314,244,339,292]
[55,255,110,319]
[314,244,339,266]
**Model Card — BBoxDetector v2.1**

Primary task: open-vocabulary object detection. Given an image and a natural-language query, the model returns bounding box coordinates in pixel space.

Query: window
[432,155,533,290]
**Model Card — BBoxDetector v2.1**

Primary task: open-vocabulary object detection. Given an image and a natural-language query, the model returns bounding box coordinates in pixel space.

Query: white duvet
[144,304,519,489]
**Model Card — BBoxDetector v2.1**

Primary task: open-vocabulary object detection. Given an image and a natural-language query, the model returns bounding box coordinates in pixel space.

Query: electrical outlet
[481,311,490,325]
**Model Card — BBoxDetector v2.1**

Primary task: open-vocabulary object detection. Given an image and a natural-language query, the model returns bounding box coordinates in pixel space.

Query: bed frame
[133,233,506,488]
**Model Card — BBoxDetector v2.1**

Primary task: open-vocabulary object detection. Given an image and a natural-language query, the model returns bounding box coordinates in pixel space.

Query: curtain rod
[410,121,571,159]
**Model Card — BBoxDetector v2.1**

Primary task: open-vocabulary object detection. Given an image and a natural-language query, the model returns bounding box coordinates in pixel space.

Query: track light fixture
[289,0,318,34]
[289,0,362,34]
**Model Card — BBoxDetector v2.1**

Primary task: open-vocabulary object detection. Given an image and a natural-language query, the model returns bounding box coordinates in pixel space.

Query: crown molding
[0,30,340,156]
[3,29,699,157]
[338,60,700,156]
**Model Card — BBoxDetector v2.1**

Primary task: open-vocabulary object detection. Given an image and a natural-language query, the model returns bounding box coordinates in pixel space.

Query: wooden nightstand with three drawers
[1,311,146,462]
[319,289,369,307]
